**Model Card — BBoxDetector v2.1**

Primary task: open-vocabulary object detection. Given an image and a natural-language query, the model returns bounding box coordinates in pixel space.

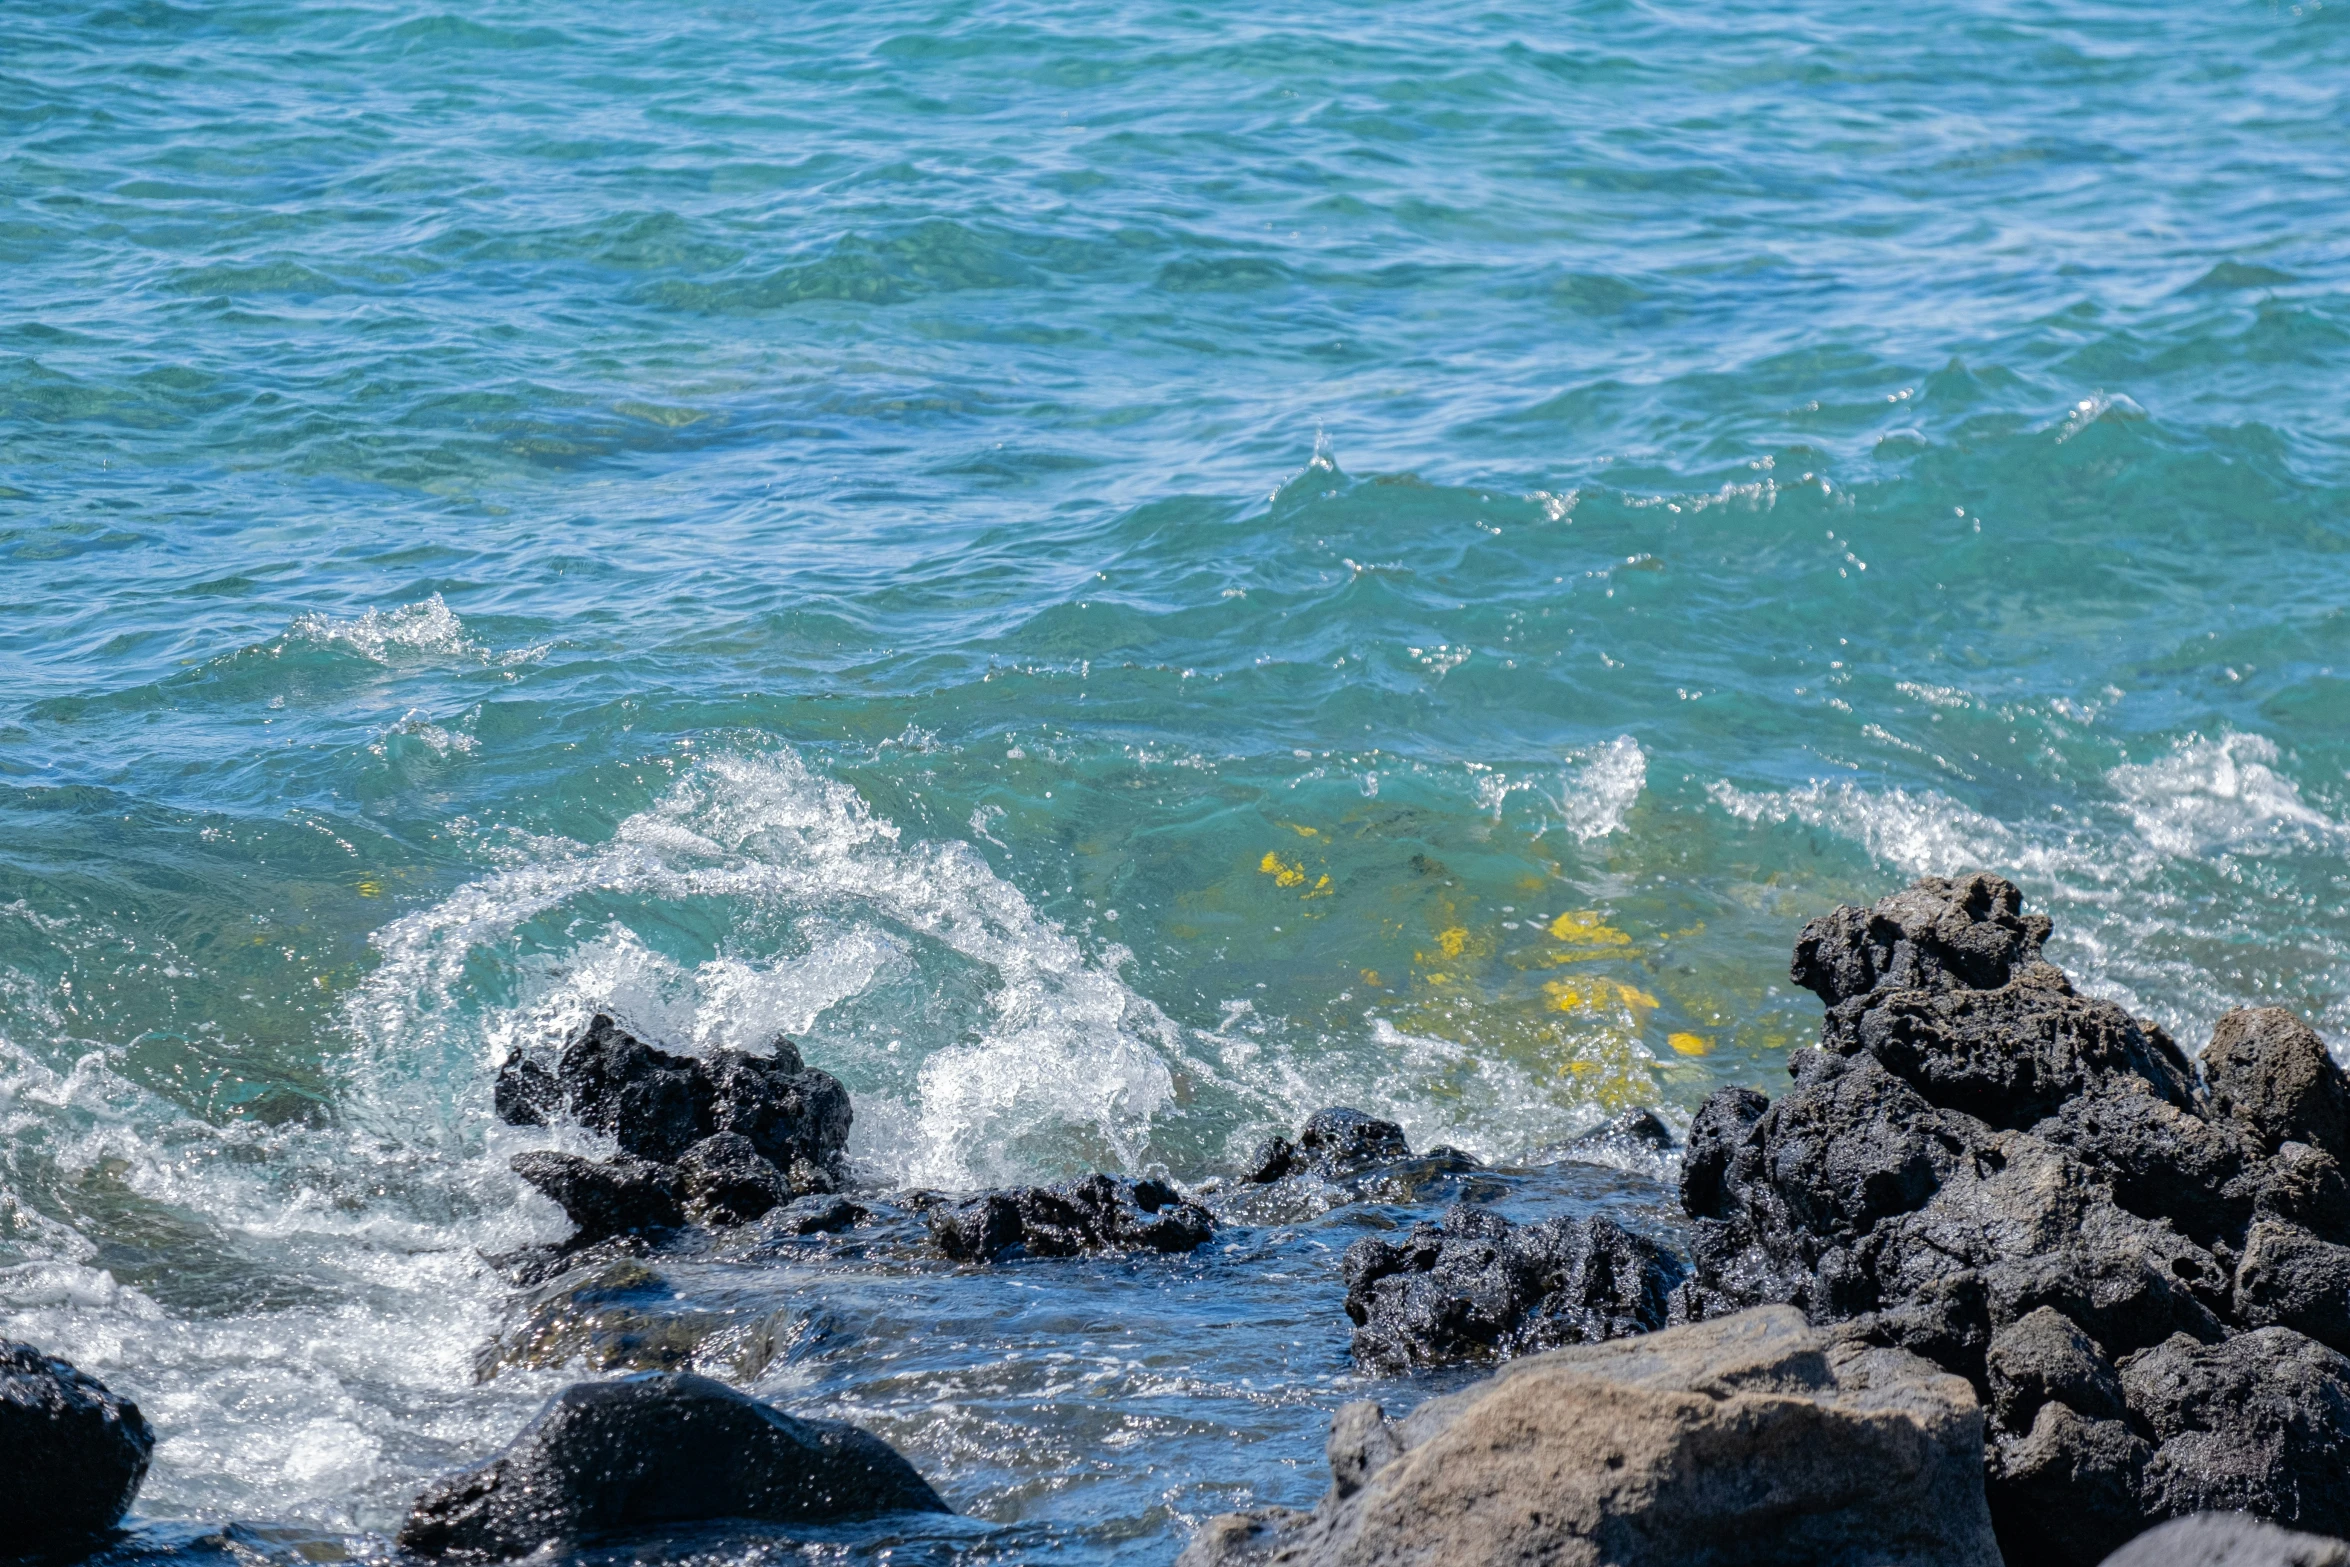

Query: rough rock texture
[2099,1514,2350,1567]
[399,1372,947,1559]
[928,1173,1214,1261]
[1678,873,2350,1566]
[1176,1305,1999,1567]
[496,1016,853,1246]
[1246,1109,1418,1183]
[1341,1204,1683,1371]
[0,1339,156,1553]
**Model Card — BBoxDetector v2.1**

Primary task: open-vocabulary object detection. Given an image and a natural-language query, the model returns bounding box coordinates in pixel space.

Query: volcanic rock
[2098,1513,2350,1567]
[510,1151,684,1248]
[1245,1108,1415,1183]
[928,1173,1214,1261]
[2206,1009,2350,1163]
[676,1132,793,1227]
[0,1339,156,1555]
[2119,1327,2350,1535]
[1341,1203,1683,1372]
[398,1371,947,1559]
[1176,1305,2000,1567]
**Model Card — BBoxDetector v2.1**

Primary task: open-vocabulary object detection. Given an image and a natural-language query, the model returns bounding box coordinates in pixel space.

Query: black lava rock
[398,1371,948,1559]
[928,1173,1214,1261]
[1790,870,2052,1006]
[675,1133,792,1228]
[0,1338,156,1554]
[1340,1203,1684,1372]
[1245,1107,1417,1183]
[497,1016,852,1195]
[510,1152,684,1247]
[2207,1009,2350,1164]
[2120,1328,2350,1535]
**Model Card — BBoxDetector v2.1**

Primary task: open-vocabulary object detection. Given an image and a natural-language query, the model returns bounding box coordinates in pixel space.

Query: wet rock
[760,1194,870,1238]
[1679,1083,1767,1220]
[398,1371,947,1559]
[1176,1305,2000,1567]
[0,1339,156,1554]
[2099,1514,2350,1567]
[1986,1306,2127,1429]
[2120,1327,2350,1535]
[675,1133,791,1227]
[928,1173,1214,1261]
[1341,1203,1683,1372]
[1987,1400,2152,1567]
[1574,1105,1673,1151]
[2206,1008,2350,1163]
[510,1152,683,1247]
[1245,1108,1415,1183]
[1791,870,2053,1006]
[497,1016,852,1195]
[474,1256,785,1380]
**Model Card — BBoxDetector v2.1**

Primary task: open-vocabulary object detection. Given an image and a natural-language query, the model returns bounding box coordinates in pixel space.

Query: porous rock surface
[1678,872,2350,1565]
[1245,1107,1477,1184]
[1176,1304,1998,1567]
[0,1338,157,1553]
[929,1172,1214,1260]
[2097,1513,2350,1567]
[1341,1203,1683,1371]
[497,1015,852,1246]
[398,1371,947,1559]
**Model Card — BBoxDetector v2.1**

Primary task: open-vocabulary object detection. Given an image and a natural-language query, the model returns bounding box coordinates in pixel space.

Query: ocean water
[4,0,2349,1558]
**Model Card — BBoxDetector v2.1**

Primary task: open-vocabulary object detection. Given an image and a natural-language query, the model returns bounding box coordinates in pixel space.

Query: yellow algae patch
[1304,873,1333,900]
[1259,851,1307,888]
[1544,978,1659,1013]
[1360,969,1385,988]
[1280,822,1322,838]
[1436,926,1469,959]
[356,879,384,898]
[1549,911,1632,946]
[1669,1032,1713,1057]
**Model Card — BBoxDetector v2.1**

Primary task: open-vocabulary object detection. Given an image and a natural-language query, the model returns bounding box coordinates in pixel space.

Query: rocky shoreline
[11,873,2350,1565]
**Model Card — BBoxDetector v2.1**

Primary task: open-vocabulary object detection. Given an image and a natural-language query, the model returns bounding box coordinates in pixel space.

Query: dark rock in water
[0,1339,156,1555]
[1341,1203,1683,1371]
[1245,1107,1417,1183]
[2206,1008,2350,1163]
[2119,1327,2350,1535]
[929,1173,1214,1261]
[1177,1305,2000,1567]
[2098,1513,2350,1567]
[475,1256,789,1382]
[398,1371,948,1559]
[496,1015,852,1196]
[1791,870,2052,1006]
[492,1055,559,1127]
[510,1152,684,1247]
[1677,873,2350,1562]
[760,1194,869,1238]
[675,1133,791,1227]
[1571,1105,1673,1152]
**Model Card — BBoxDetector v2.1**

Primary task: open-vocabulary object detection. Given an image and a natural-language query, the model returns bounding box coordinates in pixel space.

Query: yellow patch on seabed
[1545,978,1660,1013]
[1435,926,1469,959]
[1259,851,1306,888]
[1668,1032,1713,1057]
[1548,910,1632,946]
[356,879,384,898]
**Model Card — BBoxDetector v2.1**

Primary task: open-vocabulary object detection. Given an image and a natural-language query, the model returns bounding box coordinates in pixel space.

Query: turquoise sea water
[5,0,2350,1558]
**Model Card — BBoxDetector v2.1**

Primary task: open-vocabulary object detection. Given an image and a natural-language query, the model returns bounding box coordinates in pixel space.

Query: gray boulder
[398,1371,947,1559]
[1176,1305,1999,1567]
[2120,1328,2350,1536]
[2099,1513,2350,1567]
[2205,1010,2350,1163]
[0,1339,156,1554]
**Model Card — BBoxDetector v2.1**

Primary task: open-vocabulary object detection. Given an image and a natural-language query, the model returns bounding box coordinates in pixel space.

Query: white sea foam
[1560,735,1647,841]
[2107,731,2335,857]
[287,593,546,667]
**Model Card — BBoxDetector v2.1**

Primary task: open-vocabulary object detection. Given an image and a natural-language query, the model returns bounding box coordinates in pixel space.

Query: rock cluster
[399,1372,947,1560]
[1340,1204,1683,1371]
[1178,1304,2000,1567]
[0,1338,156,1554]
[1245,1107,1479,1184]
[1679,873,2350,1564]
[929,1172,1215,1261]
[497,1015,853,1246]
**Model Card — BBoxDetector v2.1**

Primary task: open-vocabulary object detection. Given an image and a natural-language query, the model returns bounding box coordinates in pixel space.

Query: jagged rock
[2030,1087,2263,1247]
[2206,1009,2350,1163]
[1341,1204,1682,1372]
[1791,871,2052,1005]
[0,1339,156,1554]
[1987,1400,2152,1567]
[2099,1513,2350,1567]
[510,1152,683,1248]
[760,1194,869,1238]
[1176,1305,2000,1567]
[676,1133,792,1227]
[928,1173,1213,1261]
[1246,1108,1416,1183]
[1567,1106,1674,1155]
[2234,1219,2350,1354]
[2120,1328,2350,1535]
[1680,1084,1767,1219]
[398,1372,947,1559]
[1986,1306,2127,1427]
[497,1015,851,1194]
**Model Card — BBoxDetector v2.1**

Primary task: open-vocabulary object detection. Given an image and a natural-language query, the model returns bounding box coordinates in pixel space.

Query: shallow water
[4,0,2349,1558]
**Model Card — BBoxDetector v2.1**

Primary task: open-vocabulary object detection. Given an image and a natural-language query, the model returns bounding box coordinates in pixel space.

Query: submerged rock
[1245,1108,1412,1182]
[497,1016,854,1247]
[1341,1203,1683,1371]
[399,1371,948,1560]
[2098,1514,2350,1567]
[1178,1305,1999,1567]
[1677,872,2350,1565]
[929,1173,1213,1261]
[0,1338,157,1555]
